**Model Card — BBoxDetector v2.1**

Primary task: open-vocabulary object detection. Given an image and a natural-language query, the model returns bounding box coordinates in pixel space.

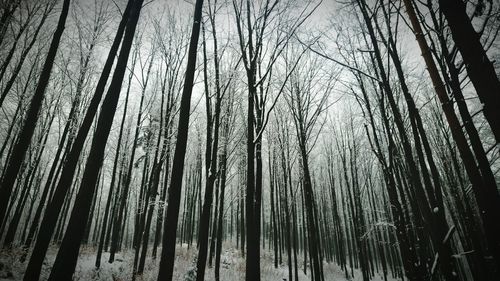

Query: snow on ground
[1,244,394,280]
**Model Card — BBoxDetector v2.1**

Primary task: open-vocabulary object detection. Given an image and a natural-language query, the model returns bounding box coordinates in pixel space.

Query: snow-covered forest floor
[0,244,394,281]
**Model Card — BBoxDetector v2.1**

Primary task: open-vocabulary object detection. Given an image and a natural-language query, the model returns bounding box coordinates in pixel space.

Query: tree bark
[22,1,132,279]
[46,0,144,278]
[404,0,500,275]
[439,0,500,143]
[156,0,204,279]
[0,0,70,225]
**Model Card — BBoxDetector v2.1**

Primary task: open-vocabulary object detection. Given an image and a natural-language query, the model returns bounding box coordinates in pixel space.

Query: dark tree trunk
[357,1,461,280]
[46,0,144,279]
[214,145,228,281]
[0,3,38,84]
[0,0,70,225]
[3,100,57,248]
[439,0,500,143]
[404,0,500,276]
[22,1,133,279]
[0,2,52,107]
[110,37,153,264]
[195,20,223,279]
[95,50,135,268]
[0,0,20,47]
[22,33,94,260]
[156,0,204,279]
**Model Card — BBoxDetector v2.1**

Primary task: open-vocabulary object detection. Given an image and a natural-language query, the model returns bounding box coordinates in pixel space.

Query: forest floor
[0,244,393,281]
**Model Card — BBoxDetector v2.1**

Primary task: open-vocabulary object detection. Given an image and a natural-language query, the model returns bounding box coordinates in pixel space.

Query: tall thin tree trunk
[156,0,204,279]
[0,0,70,224]
[95,50,136,267]
[46,0,144,279]
[22,1,133,279]
[404,0,500,275]
[439,0,500,143]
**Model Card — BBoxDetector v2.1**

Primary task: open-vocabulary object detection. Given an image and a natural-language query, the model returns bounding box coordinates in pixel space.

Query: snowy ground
[0,244,393,280]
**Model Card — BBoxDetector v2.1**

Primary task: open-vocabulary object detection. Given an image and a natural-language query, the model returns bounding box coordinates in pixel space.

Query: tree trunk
[95,48,136,267]
[195,20,223,279]
[214,146,228,281]
[404,0,500,275]
[439,0,500,143]
[0,0,69,225]
[22,1,133,279]
[156,0,204,279]
[46,0,144,278]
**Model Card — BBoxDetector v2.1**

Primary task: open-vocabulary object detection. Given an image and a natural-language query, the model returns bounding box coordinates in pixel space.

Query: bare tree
[0,0,70,230]
[157,0,204,280]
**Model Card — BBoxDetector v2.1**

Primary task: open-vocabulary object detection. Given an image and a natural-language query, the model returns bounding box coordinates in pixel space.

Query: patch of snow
[1,243,400,281]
